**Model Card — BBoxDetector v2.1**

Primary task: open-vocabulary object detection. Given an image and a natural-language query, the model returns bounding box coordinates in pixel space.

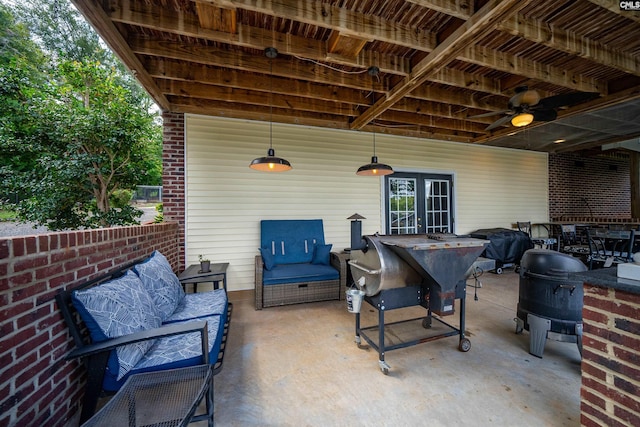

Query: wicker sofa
[255,219,347,309]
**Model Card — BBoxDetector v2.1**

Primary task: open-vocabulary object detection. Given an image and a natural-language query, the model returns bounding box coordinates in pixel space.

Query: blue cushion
[263,263,339,285]
[260,220,325,265]
[102,313,226,392]
[260,247,275,270]
[164,289,228,323]
[72,270,162,380]
[312,243,332,265]
[133,251,185,321]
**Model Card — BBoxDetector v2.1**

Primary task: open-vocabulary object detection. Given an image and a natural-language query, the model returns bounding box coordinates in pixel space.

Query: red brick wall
[549,153,630,220]
[162,112,186,269]
[581,284,640,427]
[0,223,180,427]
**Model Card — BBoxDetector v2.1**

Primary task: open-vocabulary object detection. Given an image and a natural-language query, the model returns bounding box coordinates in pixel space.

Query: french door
[385,172,454,235]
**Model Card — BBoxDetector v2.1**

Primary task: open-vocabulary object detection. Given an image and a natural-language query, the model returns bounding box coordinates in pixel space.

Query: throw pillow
[72,270,162,380]
[312,243,332,265]
[260,247,275,270]
[133,251,185,321]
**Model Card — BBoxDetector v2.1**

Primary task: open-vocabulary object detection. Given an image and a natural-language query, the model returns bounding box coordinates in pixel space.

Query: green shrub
[153,203,163,223]
[110,189,133,209]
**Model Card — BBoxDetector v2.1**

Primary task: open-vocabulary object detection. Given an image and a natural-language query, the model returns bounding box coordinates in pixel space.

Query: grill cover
[469,228,533,264]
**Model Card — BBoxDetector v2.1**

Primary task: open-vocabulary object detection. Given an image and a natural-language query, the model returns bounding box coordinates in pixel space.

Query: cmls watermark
[620,1,640,10]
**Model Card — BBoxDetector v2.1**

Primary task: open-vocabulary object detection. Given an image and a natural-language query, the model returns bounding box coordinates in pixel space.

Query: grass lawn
[0,209,17,221]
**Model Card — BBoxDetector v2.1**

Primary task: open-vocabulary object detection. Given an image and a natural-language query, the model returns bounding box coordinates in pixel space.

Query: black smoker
[515,249,587,358]
[348,234,488,374]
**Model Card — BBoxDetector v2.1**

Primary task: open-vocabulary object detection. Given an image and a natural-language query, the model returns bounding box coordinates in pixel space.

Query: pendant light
[356,66,393,176]
[356,133,394,176]
[249,47,292,172]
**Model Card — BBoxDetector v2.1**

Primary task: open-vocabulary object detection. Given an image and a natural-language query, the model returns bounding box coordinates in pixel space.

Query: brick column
[162,112,186,270]
[581,284,640,426]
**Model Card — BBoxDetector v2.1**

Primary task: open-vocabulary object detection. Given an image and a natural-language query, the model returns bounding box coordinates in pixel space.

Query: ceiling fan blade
[468,109,511,119]
[485,114,514,131]
[533,109,557,122]
[537,92,600,109]
[510,89,540,107]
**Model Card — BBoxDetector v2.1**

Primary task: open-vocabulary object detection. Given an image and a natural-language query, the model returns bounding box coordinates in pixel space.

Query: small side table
[81,365,214,427]
[178,263,229,293]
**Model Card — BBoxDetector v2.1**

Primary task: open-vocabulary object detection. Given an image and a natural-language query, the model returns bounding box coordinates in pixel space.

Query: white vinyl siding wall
[185,115,548,291]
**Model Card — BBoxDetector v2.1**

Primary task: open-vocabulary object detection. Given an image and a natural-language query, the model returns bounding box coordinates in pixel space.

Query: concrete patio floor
[196,269,582,426]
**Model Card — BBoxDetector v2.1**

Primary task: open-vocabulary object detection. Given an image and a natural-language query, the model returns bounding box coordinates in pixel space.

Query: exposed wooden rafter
[350,0,534,129]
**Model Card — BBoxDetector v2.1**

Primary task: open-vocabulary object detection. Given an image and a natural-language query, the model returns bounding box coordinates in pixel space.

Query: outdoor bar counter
[570,267,640,426]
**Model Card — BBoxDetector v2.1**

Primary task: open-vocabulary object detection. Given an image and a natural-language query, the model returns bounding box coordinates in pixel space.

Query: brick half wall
[0,223,180,427]
[581,285,640,427]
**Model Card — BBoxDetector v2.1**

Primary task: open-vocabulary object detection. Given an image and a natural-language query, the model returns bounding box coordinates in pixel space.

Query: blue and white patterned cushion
[72,270,162,380]
[134,251,185,321]
[164,289,228,323]
[101,312,227,391]
[136,315,222,370]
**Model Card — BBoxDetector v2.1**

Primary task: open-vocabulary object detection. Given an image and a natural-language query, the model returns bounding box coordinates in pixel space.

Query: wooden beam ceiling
[72,0,640,153]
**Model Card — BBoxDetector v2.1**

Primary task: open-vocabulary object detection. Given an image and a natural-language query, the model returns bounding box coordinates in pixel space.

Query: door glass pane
[424,179,451,234]
[388,178,417,234]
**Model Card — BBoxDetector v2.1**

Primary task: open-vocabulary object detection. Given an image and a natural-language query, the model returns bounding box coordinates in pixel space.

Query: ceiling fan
[470,86,600,131]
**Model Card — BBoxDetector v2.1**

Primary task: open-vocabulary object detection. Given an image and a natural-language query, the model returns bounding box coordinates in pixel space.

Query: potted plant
[198,255,211,273]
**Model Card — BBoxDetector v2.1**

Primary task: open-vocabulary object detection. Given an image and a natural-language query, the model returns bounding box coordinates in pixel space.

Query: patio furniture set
[58,219,348,426]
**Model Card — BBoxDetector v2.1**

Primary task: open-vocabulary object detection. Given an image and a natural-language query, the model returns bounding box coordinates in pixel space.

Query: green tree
[0,3,50,202]
[140,120,163,186]
[0,1,163,229]
[13,0,152,108]
[17,60,158,229]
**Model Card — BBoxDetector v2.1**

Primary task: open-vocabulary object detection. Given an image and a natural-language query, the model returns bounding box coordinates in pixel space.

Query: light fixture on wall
[249,47,292,172]
[356,66,394,176]
[511,112,534,127]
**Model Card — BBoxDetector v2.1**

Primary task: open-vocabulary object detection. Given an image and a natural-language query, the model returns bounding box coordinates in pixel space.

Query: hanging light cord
[269,54,273,150]
[293,55,370,74]
[371,68,377,156]
[372,132,377,156]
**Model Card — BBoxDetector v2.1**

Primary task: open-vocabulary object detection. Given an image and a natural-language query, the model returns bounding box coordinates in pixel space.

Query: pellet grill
[348,234,489,374]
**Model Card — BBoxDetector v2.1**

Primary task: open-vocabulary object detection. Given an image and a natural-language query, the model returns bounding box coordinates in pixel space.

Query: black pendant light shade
[249,47,292,172]
[356,155,394,176]
[249,147,292,172]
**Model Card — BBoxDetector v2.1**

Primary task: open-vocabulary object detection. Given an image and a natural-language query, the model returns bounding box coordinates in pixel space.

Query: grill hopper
[349,235,489,314]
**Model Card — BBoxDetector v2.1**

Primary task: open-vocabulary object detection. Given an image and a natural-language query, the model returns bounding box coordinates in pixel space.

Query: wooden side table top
[178,263,229,292]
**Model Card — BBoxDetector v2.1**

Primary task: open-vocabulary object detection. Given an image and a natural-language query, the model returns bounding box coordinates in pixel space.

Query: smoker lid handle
[348,260,381,275]
[524,270,569,280]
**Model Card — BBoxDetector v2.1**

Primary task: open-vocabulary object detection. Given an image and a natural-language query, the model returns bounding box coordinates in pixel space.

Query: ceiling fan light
[249,148,292,172]
[356,156,394,176]
[511,113,534,127]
